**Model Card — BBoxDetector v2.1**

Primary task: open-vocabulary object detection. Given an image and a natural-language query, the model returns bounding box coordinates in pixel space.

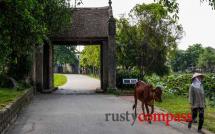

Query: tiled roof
[53,6,110,41]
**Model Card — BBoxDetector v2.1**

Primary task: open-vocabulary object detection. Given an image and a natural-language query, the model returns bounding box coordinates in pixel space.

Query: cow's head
[154,87,163,102]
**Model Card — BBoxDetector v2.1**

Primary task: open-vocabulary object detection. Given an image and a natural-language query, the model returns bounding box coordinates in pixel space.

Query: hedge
[116,69,141,89]
[144,73,215,106]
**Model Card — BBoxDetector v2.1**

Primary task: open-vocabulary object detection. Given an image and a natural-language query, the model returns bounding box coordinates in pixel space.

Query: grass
[155,95,215,133]
[54,74,67,87]
[0,88,26,109]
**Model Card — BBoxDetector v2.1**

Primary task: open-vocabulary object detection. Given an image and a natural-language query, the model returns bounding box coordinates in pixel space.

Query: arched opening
[33,6,116,93]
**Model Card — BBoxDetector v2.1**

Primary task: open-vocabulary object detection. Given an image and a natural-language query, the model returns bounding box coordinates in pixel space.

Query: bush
[0,75,31,90]
[0,75,15,88]
[16,80,31,91]
[145,73,215,106]
[7,55,32,80]
[116,69,141,89]
[204,74,215,106]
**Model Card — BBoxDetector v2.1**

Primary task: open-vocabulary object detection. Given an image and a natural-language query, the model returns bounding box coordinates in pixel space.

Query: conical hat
[192,73,204,79]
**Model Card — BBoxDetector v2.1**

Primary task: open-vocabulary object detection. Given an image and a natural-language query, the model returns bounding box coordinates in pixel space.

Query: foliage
[54,45,78,65]
[116,69,141,89]
[198,47,215,72]
[203,0,215,9]
[116,2,183,76]
[170,44,215,73]
[73,0,83,7]
[145,73,215,106]
[170,44,204,72]
[54,74,67,87]
[204,74,215,106]
[16,81,32,91]
[170,49,187,72]
[0,74,31,90]
[0,75,14,88]
[186,44,205,66]
[7,54,33,80]
[116,18,138,69]
[155,0,179,20]
[80,45,100,68]
[145,74,192,95]
[79,45,100,77]
[156,0,215,12]
[0,0,71,79]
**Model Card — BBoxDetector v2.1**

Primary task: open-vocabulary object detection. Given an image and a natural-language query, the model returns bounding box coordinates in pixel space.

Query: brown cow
[132,81,162,124]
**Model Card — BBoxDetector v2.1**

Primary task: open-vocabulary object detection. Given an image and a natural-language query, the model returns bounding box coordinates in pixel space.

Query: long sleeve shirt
[189,84,205,108]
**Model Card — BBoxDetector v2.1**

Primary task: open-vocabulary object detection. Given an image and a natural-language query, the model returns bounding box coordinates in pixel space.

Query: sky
[72,0,215,50]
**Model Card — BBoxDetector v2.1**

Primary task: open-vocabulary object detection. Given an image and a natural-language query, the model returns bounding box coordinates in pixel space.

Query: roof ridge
[73,6,109,10]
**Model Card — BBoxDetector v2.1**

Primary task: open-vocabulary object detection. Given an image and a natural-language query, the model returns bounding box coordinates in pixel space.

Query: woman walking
[188,73,206,133]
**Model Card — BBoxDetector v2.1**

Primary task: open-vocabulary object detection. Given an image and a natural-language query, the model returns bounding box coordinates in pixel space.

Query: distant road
[54,74,100,94]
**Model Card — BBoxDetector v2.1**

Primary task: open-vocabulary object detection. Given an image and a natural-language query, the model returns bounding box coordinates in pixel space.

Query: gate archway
[32,2,116,93]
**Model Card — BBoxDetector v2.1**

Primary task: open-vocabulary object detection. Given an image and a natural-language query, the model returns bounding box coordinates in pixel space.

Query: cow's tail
[131,81,139,126]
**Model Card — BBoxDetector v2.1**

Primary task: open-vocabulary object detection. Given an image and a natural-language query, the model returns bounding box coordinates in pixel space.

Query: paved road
[54,74,100,94]
[7,94,200,134]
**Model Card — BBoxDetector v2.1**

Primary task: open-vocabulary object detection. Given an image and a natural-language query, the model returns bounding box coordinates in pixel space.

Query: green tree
[116,3,183,76]
[80,46,100,69]
[170,44,204,72]
[54,46,78,65]
[80,45,100,76]
[156,0,215,13]
[198,47,215,72]
[186,44,204,67]
[0,0,71,79]
[116,17,139,69]
[202,0,215,9]
[170,49,187,72]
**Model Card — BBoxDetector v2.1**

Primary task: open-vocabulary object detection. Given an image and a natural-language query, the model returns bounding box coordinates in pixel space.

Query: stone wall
[0,89,34,134]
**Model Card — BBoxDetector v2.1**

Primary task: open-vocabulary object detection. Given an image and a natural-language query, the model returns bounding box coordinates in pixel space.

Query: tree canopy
[116,2,183,76]
[54,46,78,65]
[80,45,100,69]
[0,0,71,78]
[170,44,205,72]
[198,47,215,72]
[170,44,215,72]
[156,0,215,13]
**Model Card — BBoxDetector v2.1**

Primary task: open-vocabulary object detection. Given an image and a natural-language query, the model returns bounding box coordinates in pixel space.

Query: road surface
[6,94,203,134]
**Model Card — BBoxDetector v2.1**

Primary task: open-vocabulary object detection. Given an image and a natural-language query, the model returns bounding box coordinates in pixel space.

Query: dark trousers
[188,107,204,130]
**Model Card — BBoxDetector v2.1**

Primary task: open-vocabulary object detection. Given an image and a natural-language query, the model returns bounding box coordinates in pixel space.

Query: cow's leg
[141,102,145,115]
[145,104,149,114]
[132,91,137,113]
[150,105,154,123]
[151,105,154,114]
[140,102,146,123]
[145,104,152,124]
